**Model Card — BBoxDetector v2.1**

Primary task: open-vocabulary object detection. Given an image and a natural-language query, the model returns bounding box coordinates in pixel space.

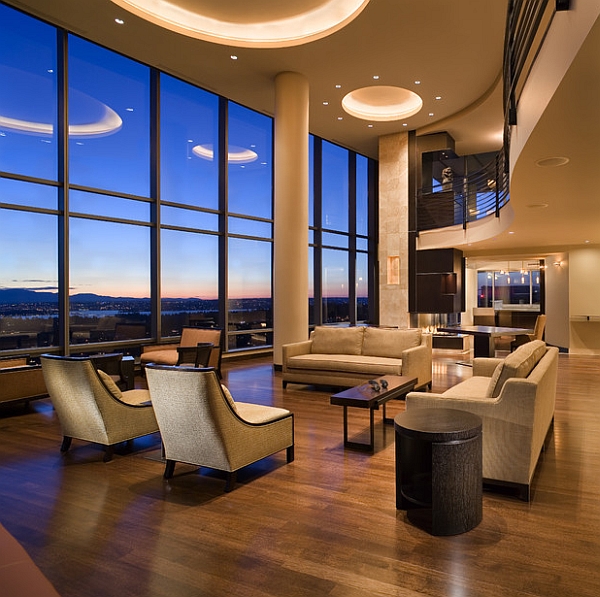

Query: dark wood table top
[394,408,482,441]
[330,375,417,409]
[437,325,532,337]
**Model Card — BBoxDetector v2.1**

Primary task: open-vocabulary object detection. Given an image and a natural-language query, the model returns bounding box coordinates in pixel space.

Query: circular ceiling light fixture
[109,0,371,48]
[535,156,570,167]
[341,86,423,122]
[193,143,258,164]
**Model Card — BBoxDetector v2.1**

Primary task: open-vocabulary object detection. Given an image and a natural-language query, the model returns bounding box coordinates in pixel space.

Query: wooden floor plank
[1,351,600,596]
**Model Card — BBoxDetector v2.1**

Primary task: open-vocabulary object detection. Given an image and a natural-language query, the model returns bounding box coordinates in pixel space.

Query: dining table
[436,325,533,358]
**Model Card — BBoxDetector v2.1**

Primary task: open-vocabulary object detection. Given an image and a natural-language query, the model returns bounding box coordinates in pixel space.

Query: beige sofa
[282,326,432,390]
[405,340,559,501]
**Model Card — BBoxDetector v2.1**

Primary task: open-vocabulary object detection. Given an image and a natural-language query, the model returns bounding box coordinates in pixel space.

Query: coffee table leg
[369,408,375,450]
[343,406,349,445]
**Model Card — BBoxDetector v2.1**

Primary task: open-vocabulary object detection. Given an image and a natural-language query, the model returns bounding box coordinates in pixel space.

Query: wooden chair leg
[60,436,72,453]
[164,459,176,479]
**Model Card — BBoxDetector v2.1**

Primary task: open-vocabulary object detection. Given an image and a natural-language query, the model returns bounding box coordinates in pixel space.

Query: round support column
[273,71,309,366]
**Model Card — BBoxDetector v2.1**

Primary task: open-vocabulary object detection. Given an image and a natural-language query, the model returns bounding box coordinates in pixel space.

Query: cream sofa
[405,340,559,501]
[282,326,432,390]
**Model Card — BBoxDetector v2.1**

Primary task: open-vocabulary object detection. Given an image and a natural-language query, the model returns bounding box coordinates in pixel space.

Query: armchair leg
[103,446,114,462]
[60,436,72,453]
[225,471,237,492]
[164,459,176,479]
[286,445,295,463]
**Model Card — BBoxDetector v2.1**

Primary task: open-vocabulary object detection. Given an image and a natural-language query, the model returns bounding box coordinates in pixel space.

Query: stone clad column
[379,132,410,327]
[273,72,309,367]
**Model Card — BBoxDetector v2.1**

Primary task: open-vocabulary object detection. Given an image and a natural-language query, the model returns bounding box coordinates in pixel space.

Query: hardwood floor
[1,350,600,597]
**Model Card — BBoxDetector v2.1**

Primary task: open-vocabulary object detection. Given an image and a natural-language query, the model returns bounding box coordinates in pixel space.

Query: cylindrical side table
[395,408,482,536]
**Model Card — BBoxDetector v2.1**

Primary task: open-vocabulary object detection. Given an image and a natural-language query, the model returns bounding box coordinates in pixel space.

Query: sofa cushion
[310,326,364,355]
[487,340,547,398]
[287,353,403,376]
[362,327,421,358]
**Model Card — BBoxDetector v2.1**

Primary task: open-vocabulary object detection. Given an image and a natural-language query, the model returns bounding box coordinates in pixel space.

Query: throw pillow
[221,384,238,413]
[97,369,123,400]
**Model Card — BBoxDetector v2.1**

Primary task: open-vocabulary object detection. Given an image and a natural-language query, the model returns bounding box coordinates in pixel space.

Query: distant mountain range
[0,288,144,304]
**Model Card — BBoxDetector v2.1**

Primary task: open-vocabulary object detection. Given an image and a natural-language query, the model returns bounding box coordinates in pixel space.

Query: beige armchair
[41,355,159,462]
[140,327,222,375]
[145,365,294,492]
[511,314,547,350]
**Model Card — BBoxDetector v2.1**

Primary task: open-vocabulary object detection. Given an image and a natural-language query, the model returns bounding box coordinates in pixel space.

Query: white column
[273,72,309,366]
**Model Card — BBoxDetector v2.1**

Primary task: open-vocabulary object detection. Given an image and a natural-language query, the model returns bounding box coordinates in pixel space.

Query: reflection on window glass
[356,252,369,322]
[228,237,272,350]
[309,135,315,228]
[356,154,369,236]
[161,229,219,336]
[228,216,272,239]
[0,209,58,349]
[68,36,150,197]
[161,205,219,231]
[0,4,57,180]
[70,190,150,221]
[308,246,314,326]
[477,270,541,308]
[228,102,272,219]
[322,141,348,232]
[0,177,57,210]
[69,218,150,344]
[160,74,219,209]
[322,248,349,323]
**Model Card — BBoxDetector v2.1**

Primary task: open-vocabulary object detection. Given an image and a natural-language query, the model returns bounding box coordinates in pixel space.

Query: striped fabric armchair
[41,355,159,462]
[145,365,294,492]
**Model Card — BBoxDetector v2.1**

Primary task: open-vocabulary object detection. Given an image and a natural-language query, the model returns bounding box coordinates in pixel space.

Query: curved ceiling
[108,0,371,48]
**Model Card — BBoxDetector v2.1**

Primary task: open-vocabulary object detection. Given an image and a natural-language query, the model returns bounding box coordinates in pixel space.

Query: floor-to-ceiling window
[0,2,377,357]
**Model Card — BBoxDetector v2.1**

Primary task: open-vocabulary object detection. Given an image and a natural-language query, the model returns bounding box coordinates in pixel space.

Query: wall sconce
[553,261,563,267]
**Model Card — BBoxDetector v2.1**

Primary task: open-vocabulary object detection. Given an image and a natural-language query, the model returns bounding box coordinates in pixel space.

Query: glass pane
[356,251,369,322]
[322,248,349,323]
[161,229,219,336]
[477,272,493,307]
[228,216,272,239]
[0,177,56,209]
[161,205,219,231]
[309,135,315,228]
[68,36,150,197]
[356,154,369,236]
[0,5,57,180]
[228,237,272,350]
[160,74,219,210]
[322,231,348,249]
[308,245,314,326]
[228,102,272,219]
[69,218,150,344]
[70,190,150,221]
[356,237,368,251]
[322,141,348,232]
[0,209,58,350]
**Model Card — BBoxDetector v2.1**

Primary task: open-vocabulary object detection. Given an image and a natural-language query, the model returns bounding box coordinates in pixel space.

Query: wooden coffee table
[330,375,417,451]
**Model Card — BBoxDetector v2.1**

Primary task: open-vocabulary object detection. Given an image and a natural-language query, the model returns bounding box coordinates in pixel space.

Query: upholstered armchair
[41,355,159,462]
[140,327,223,376]
[145,365,294,492]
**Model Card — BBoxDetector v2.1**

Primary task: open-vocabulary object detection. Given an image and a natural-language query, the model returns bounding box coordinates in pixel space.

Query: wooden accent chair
[145,365,294,492]
[140,328,223,376]
[41,355,158,462]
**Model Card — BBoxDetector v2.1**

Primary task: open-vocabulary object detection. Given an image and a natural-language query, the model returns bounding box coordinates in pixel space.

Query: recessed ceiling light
[230,55,238,60]
[508,231,515,234]
[335,84,342,89]
[109,0,372,48]
[435,96,442,100]
[368,124,373,128]
[428,112,434,116]
[403,123,408,127]
[115,18,125,24]
[373,75,379,80]
[342,86,423,121]
[414,80,421,85]
[337,116,343,120]
[535,156,569,167]
[323,101,329,106]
